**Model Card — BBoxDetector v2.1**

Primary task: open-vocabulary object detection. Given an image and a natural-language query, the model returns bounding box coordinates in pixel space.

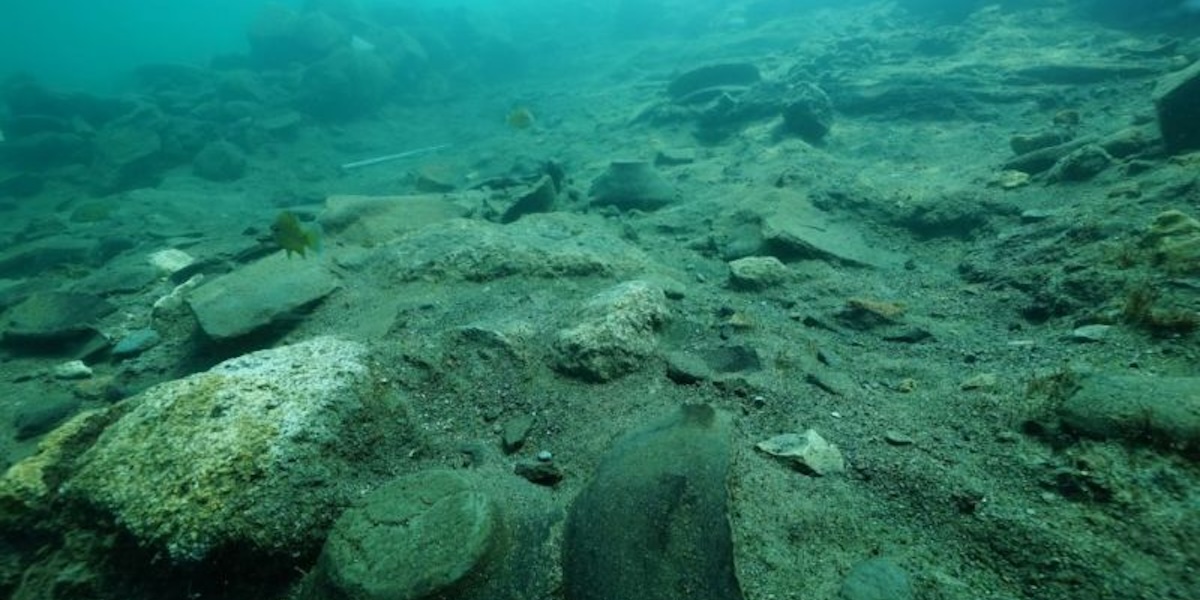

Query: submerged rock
[553,280,669,382]
[589,160,677,212]
[564,404,742,600]
[63,337,402,562]
[1153,59,1200,153]
[187,252,340,341]
[304,470,502,600]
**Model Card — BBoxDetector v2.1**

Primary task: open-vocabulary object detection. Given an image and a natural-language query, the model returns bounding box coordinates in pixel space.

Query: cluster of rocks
[0,3,524,197]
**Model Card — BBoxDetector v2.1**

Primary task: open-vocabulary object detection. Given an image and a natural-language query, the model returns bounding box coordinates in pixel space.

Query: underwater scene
[0,0,1198,598]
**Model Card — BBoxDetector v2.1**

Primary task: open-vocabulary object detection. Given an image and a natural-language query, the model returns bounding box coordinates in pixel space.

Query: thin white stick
[339,143,451,170]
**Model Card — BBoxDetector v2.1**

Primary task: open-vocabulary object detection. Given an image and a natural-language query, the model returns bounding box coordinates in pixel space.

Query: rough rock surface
[553,280,669,382]
[305,470,501,600]
[188,252,340,340]
[64,337,397,561]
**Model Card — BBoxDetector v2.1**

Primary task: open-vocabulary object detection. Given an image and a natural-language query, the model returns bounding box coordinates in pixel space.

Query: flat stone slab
[2,291,115,344]
[761,198,905,268]
[188,252,339,340]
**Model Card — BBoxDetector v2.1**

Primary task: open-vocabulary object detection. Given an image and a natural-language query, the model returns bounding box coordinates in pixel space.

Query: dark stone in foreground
[563,404,743,600]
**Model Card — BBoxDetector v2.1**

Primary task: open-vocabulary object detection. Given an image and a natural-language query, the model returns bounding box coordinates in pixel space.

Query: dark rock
[1010,129,1073,155]
[1003,136,1096,175]
[667,63,761,102]
[1154,60,1200,154]
[192,140,247,182]
[702,344,762,374]
[589,160,676,211]
[500,174,557,223]
[1047,144,1113,182]
[779,83,833,142]
[2,291,115,347]
[563,405,742,600]
[0,131,91,169]
[90,105,168,193]
[514,460,564,486]
[14,395,81,441]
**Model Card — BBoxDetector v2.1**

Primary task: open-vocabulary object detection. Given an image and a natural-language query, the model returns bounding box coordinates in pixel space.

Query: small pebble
[536,450,554,462]
[52,360,93,380]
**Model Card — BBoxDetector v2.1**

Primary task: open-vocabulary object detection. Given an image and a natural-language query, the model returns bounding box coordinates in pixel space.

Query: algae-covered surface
[0,2,1198,599]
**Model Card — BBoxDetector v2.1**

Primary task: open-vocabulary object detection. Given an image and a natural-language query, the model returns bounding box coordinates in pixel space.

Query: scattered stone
[1010,129,1073,155]
[514,459,564,486]
[1142,209,1200,275]
[960,372,998,391]
[1047,144,1113,182]
[665,351,713,384]
[779,82,833,142]
[500,414,535,453]
[187,252,340,341]
[1059,374,1200,452]
[990,169,1031,190]
[90,105,167,194]
[1153,59,1200,153]
[2,291,115,348]
[536,450,553,462]
[756,429,846,476]
[1068,324,1112,343]
[305,470,501,600]
[654,147,696,166]
[0,240,93,279]
[65,337,400,561]
[589,160,677,212]
[839,557,913,600]
[13,395,82,441]
[148,248,197,275]
[553,280,669,382]
[883,431,915,446]
[51,360,93,380]
[838,297,906,329]
[728,256,791,290]
[499,174,558,223]
[111,329,162,358]
[192,140,247,182]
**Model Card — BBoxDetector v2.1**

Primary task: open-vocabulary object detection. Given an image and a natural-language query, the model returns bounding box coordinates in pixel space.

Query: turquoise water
[0,1,1198,599]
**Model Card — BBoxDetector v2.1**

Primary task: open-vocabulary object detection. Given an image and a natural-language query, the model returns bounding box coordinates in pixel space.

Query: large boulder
[62,337,406,562]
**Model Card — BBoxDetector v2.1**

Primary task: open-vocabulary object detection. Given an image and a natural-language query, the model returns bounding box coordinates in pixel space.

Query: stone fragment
[1153,59,1200,153]
[2,291,115,347]
[552,280,669,382]
[589,160,677,212]
[187,252,339,340]
[756,429,845,476]
[728,256,791,290]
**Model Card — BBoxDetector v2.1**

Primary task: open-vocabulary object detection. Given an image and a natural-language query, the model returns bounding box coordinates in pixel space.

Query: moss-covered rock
[62,337,404,562]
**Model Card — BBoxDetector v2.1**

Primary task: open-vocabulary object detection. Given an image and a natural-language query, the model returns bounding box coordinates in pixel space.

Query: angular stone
[64,337,389,561]
[1154,60,1200,153]
[756,429,846,476]
[2,291,115,345]
[188,252,339,340]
